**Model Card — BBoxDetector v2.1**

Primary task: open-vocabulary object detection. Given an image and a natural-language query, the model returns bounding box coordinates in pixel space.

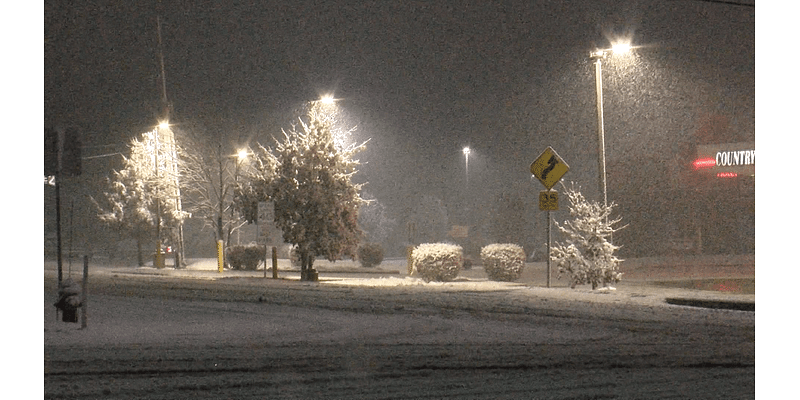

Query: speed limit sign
[539,190,558,211]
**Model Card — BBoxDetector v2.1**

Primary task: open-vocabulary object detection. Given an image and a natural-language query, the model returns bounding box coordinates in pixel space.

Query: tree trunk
[300,248,318,282]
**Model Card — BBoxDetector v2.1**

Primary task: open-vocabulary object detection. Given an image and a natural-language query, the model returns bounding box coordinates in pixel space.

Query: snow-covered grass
[43,258,755,399]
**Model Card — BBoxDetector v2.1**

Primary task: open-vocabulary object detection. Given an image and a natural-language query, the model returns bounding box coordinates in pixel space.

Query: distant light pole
[234,148,249,245]
[589,42,630,208]
[463,147,471,187]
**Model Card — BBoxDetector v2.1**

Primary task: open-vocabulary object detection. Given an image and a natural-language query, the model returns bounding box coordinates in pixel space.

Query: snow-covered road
[44,267,754,399]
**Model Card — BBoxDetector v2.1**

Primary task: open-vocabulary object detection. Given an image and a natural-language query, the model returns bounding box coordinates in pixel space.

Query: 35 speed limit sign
[539,190,558,211]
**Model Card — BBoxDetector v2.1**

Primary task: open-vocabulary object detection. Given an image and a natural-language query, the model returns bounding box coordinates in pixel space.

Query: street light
[463,147,471,187]
[589,42,631,209]
[319,94,335,105]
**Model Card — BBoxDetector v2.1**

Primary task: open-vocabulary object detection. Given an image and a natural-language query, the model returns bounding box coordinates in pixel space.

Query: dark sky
[43,0,756,234]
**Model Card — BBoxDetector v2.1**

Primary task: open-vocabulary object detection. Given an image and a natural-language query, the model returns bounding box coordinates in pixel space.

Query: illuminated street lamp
[589,42,631,208]
[319,94,335,105]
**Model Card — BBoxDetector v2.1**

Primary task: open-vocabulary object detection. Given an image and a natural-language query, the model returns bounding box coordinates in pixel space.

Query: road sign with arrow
[530,146,569,190]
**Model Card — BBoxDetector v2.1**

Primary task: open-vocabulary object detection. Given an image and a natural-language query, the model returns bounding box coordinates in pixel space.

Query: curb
[665,297,755,311]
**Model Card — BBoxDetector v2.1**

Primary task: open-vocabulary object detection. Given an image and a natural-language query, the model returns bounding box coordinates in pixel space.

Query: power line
[82,152,122,160]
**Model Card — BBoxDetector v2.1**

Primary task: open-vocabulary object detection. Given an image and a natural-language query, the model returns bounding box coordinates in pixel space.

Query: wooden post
[272,246,278,279]
[81,255,88,329]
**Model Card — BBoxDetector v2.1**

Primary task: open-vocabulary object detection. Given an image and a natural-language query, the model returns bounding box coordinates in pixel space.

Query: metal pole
[594,57,608,209]
[154,128,163,269]
[546,209,551,288]
[55,170,63,286]
[81,255,88,329]
[465,153,469,187]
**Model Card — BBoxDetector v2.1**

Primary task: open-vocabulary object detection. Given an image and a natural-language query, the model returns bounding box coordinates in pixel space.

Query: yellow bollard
[217,240,224,273]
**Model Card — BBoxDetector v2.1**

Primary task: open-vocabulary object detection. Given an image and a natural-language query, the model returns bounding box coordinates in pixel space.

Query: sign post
[530,147,569,288]
[539,190,558,288]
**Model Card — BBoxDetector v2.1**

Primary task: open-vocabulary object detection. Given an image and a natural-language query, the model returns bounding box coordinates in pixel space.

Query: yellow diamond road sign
[530,146,569,190]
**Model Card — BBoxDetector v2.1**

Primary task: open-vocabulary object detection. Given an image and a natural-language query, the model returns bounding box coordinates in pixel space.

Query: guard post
[217,240,224,273]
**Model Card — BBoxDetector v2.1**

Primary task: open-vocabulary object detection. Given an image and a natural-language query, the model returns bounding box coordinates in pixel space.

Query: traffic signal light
[44,127,82,177]
[45,128,58,176]
[62,127,81,176]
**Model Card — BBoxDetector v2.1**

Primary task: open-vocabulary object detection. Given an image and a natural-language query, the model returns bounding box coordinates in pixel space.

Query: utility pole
[156,16,186,267]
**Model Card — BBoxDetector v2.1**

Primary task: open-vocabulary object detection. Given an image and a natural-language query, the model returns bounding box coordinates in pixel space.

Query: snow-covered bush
[480,244,526,282]
[357,242,384,268]
[550,183,624,290]
[411,243,463,282]
[226,244,266,270]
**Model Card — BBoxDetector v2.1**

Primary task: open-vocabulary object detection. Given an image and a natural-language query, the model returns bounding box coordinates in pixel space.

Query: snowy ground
[44,258,755,399]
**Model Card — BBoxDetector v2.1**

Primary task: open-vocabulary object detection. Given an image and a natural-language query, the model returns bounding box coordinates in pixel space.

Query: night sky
[41,0,760,255]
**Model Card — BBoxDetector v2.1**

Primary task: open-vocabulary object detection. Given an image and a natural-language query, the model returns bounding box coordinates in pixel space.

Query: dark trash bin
[54,278,82,323]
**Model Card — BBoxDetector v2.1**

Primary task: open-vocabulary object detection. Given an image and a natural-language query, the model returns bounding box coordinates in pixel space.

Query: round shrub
[357,243,384,268]
[411,243,463,282]
[480,243,526,281]
[226,246,244,270]
[226,244,266,271]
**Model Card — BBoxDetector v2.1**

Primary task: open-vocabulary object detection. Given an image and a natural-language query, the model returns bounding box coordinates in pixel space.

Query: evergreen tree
[245,106,367,281]
[95,130,187,265]
[550,183,625,289]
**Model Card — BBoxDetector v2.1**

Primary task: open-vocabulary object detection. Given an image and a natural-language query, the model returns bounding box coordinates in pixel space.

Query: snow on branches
[95,131,186,238]
[550,183,625,290]
[244,108,368,278]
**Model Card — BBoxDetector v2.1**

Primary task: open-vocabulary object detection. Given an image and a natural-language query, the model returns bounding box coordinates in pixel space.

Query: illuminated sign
[692,157,716,170]
[694,142,754,177]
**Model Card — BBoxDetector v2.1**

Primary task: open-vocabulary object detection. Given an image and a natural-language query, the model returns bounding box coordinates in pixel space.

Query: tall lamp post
[589,42,630,209]
[463,147,471,187]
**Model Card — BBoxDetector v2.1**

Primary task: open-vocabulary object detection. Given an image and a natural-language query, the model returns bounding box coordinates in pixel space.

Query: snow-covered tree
[178,128,249,249]
[358,191,397,248]
[245,107,367,281]
[95,130,187,266]
[550,183,625,290]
